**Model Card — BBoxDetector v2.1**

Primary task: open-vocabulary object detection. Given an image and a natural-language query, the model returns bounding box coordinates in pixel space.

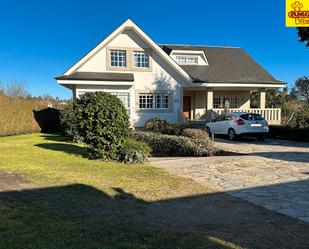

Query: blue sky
[0,0,308,99]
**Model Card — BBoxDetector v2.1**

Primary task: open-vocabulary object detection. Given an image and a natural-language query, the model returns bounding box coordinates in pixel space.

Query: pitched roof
[160,44,282,84]
[60,19,191,85]
[55,72,134,81]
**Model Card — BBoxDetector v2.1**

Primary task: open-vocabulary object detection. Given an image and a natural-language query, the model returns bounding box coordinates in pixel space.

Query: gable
[75,29,150,73]
[63,19,192,86]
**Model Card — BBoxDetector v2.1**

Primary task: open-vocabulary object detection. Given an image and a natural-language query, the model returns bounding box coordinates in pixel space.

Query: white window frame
[110,50,127,67]
[213,96,238,109]
[138,93,169,110]
[76,89,131,114]
[133,51,150,68]
[175,55,198,65]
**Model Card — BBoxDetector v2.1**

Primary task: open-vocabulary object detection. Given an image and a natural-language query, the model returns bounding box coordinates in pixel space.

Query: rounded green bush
[144,118,169,133]
[74,92,130,159]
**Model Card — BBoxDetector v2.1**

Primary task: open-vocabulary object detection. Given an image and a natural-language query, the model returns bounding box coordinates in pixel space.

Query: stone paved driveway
[149,138,309,223]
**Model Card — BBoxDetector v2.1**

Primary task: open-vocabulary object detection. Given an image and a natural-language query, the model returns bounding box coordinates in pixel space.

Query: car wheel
[228,128,237,141]
[205,127,211,136]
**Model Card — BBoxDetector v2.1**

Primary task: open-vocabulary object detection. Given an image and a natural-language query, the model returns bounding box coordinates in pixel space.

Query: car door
[211,114,225,134]
[221,114,234,135]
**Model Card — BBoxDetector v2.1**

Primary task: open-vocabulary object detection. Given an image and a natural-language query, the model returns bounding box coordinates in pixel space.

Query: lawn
[0,133,241,249]
[1,134,308,249]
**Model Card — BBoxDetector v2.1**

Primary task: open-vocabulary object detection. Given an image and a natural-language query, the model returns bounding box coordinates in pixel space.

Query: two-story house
[56,19,285,127]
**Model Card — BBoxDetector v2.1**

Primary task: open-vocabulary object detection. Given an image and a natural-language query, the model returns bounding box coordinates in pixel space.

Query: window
[240,114,264,121]
[176,55,198,65]
[110,92,130,110]
[77,90,130,114]
[110,50,126,67]
[156,93,169,109]
[139,93,154,109]
[213,96,238,108]
[213,96,222,108]
[214,115,225,122]
[223,97,237,108]
[133,51,149,68]
[139,93,169,109]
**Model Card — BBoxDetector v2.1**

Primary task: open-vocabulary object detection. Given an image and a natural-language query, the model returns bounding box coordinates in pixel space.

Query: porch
[181,89,281,125]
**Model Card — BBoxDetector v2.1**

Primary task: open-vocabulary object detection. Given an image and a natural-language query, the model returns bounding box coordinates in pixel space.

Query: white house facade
[56,19,285,127]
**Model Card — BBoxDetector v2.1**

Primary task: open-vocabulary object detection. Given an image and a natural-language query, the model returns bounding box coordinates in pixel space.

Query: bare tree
[5,81,29,98]
[0,81,4,93]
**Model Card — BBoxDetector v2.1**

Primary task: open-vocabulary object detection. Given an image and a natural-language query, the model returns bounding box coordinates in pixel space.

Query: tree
[0,81,4,93]
[5,81,28,98]
[73,92,129,159]
[266,87,290,108]
[293,76,309,102]
[250,88,290,108]
[297,28,309,47]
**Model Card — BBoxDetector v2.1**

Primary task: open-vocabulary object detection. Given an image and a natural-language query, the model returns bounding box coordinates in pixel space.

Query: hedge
[131,131,217,157]
[0,93,62,136]
[268,125,309,142]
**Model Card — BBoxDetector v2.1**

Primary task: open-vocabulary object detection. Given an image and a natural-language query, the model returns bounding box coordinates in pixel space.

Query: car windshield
[240,114,264,121]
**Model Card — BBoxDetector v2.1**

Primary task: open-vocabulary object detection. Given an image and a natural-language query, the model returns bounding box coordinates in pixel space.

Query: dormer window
[110,50,127,67]
[176,55,198,65]
[133,51,149,68]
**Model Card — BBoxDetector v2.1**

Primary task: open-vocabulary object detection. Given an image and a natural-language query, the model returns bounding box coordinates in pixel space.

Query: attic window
[110,50,127,67]
[133,51,149,68]
[176,55,198,65]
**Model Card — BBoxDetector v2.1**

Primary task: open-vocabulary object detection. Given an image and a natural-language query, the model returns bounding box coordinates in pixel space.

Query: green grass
[0,133,242,249]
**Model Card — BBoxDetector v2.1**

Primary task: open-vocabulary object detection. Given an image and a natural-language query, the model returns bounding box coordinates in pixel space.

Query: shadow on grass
[1,183,309,249]
[35,143,88,158]
[39,133,72,142]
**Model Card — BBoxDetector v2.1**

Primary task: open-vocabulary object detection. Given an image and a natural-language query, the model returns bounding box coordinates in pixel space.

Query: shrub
[268,125,309,142]
[182,128,210,140]
[144,118,185,135]
[144,118,169,133]
[60,100,82,142]
[118,139,151,164]
[74,92,130,159]
[162,124,184,135]
[131,131,217,157]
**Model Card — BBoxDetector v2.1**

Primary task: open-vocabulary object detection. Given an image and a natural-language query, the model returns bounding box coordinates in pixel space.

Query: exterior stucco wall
[72,29,184,127]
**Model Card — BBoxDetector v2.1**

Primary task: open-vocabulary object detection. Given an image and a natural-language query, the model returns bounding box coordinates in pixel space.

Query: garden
[61,92,217,164]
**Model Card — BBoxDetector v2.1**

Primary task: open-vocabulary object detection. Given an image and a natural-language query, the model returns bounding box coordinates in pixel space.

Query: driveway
[149,138,309,223]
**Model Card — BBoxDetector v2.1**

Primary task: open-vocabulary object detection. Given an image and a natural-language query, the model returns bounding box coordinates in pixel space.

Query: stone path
[149,138,309,223]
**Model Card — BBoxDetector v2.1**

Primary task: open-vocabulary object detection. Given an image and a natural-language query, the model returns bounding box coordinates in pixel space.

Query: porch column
[72,85,77,100]
[258,89,266,109]
[206,89,213,110]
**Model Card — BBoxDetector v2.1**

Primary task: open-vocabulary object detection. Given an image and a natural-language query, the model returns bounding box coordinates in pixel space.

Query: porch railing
[212,108,281,125]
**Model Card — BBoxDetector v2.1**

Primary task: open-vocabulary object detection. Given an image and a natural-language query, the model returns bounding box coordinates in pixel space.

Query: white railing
[212,108,281,125]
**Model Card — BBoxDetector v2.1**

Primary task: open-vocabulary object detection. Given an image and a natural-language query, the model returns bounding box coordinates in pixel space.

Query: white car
[205,112,269,140]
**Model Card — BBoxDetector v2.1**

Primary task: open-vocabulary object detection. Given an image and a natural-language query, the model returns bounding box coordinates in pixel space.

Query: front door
[183,96,191,119]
